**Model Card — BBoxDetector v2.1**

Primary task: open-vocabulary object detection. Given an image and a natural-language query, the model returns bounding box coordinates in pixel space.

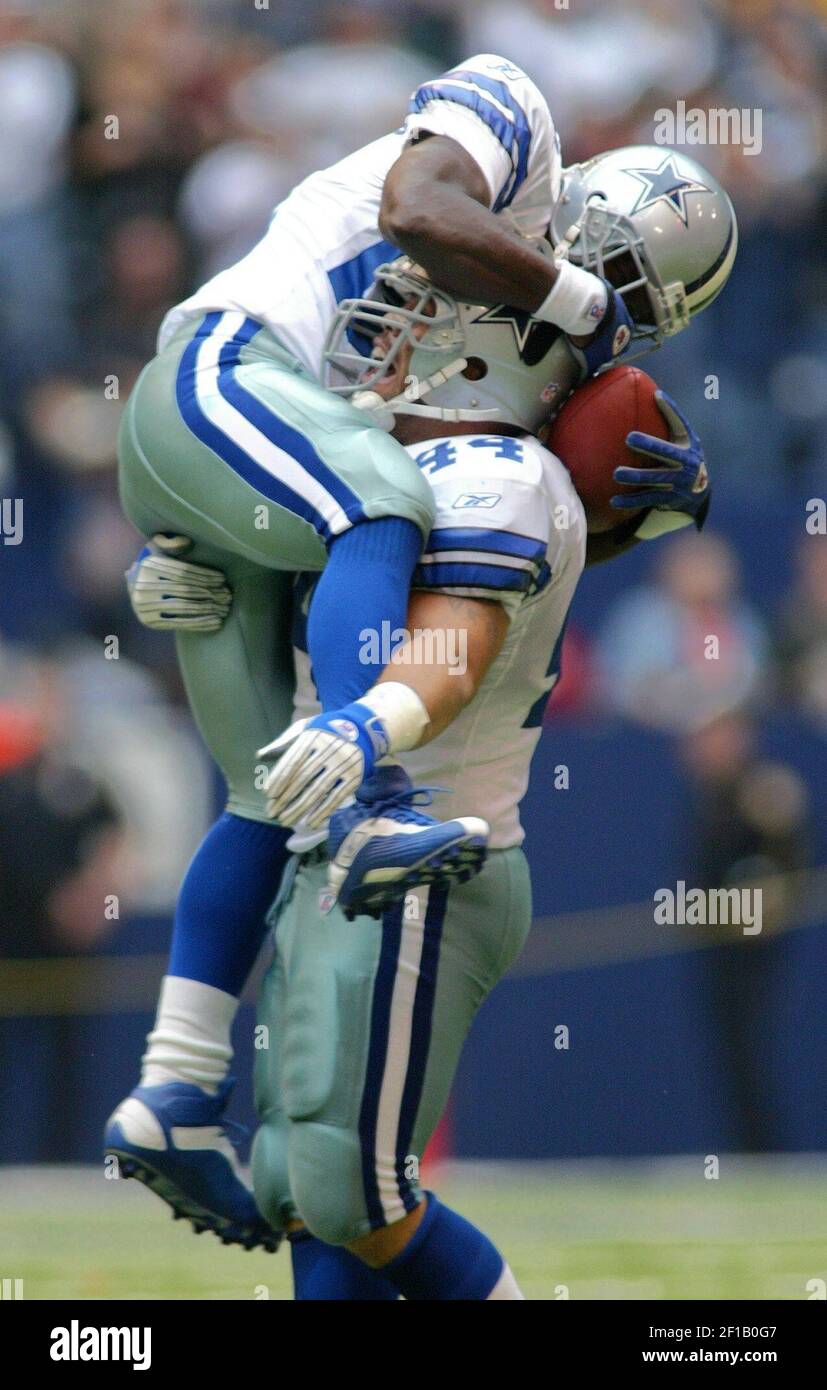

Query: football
[546,365,670,532]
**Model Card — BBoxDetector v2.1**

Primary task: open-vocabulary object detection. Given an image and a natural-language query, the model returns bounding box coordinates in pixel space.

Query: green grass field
[1,1158,825,1300]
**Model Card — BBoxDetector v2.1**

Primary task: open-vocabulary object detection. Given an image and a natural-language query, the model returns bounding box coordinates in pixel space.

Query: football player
[112,249,714,1293]
[118,53,633,920]
[107,55,735,1250]
[248,258,712,1298]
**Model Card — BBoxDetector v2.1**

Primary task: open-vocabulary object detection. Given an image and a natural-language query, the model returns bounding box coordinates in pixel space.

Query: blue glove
[569,280,634,379]
[612,390,710,530]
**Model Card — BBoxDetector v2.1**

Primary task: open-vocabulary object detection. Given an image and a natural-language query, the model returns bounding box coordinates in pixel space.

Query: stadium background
[0,0,825,1299]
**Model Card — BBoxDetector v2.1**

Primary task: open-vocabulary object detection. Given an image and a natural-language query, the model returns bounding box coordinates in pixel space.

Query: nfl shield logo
[318,888,337,916]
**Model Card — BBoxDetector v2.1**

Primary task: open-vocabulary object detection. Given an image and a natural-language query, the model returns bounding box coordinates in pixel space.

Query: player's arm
[260,590,510,828]
[260,438,546,828]
[380,55,632,367]
[381,135,558,314]
[374,588,510,745]
[381,135,625,361]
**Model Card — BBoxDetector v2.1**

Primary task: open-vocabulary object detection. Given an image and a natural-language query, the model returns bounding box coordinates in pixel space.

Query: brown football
[547,365,669,532]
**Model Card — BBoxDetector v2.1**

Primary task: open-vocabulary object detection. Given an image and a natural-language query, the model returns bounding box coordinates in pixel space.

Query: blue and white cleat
[103,1079,279,1252]
[327,765,489,920]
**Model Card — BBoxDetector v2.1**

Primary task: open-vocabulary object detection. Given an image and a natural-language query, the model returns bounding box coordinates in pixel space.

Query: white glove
[258,716,373,829]
[126,536,232,633]
[258,684,430,829]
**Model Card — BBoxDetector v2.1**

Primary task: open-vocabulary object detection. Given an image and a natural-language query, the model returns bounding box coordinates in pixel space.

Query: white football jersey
[158,55,561,381]
[290,434,586,849]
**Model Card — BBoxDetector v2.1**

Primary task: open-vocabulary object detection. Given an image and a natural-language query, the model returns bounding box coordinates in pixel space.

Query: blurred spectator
[178,141,295,279]
[774,534,827,727]
[0,658,125,960]
[0,34,77,390]
[23,375,123,476]
[230,2,433,172]
[680,708,812,1149]
[595,532,770,732]
[544,624,598,720]
[0,633,212,916]
[462,0,720,141]
[48,636,214,914]
[0,654,127,1162]
[0,37,75,219]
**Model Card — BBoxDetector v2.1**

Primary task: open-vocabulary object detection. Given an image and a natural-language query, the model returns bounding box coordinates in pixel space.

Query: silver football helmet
[323,256,581,433]
[550,145,738,350]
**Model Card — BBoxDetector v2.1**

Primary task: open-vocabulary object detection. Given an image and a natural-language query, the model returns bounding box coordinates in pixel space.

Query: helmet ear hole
[463,356,488,381]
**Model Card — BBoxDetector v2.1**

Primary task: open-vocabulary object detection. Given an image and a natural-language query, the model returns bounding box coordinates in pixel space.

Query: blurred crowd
[0,0,825,972]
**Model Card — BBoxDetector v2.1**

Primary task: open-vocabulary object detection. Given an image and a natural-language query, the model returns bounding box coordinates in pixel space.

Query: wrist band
[535,260,608,336]
[364,681,430,752]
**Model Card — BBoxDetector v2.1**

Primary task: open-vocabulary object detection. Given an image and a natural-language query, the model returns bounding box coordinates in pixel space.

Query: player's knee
[287,1120,368,1247]
[251,1119,292,1234]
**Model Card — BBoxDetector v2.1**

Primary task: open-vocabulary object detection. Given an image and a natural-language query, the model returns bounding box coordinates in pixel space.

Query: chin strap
[552,223,581,259]
[352,357,503,431]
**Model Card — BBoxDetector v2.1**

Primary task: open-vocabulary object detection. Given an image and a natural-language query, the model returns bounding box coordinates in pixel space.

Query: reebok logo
[452,492,501,509]
[329,718,359,742]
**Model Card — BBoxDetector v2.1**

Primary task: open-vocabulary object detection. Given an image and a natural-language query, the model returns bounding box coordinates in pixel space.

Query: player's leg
[116,324,428,1125]
[252,923,398,1300]
[136,556,296,1087]
[255,846,531,1297]
[105,551,295,1247]
[348,854,531,1299]
[119,309,435,701]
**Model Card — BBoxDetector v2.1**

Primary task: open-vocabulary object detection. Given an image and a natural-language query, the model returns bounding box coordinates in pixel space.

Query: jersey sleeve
[402,54,550,214]
[409,435,554,617]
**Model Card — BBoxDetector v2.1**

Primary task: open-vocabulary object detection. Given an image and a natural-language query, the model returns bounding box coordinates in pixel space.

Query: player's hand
[568,280,634,380]
[126,536,232,632]
[612,391,710,529]
[258,703,391,829]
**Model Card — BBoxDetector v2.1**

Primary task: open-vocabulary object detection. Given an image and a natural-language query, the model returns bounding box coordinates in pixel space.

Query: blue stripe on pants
[359,899,405,1229]
[395,889,448,1212]
[216,323,367,525]
[175,313,365,545]
[358,889,448,1228]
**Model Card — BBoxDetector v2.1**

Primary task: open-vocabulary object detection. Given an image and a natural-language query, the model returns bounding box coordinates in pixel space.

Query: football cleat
[327,765,488,919]
[103,1078,279,1252]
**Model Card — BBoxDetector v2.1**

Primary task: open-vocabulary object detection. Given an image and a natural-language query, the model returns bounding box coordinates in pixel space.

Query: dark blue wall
[451,719,827,1158]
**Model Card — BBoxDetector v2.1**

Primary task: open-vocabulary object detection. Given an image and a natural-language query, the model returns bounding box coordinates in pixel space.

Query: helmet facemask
[570,194,691,352]
[324,262,464,400]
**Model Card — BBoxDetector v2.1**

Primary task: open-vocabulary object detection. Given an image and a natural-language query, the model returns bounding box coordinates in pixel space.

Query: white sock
[140,975,237,1094]
[486,1263,525,1300]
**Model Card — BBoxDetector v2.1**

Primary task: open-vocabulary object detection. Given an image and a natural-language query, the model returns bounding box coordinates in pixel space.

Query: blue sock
[308,516,422,707]
[382,1195,505,1301]
[289,1231,398,1301]
[168,812,291,996]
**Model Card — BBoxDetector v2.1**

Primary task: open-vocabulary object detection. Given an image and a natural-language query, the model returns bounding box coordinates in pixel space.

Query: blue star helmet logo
[469,306,561,364]
[625,154,711,227]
